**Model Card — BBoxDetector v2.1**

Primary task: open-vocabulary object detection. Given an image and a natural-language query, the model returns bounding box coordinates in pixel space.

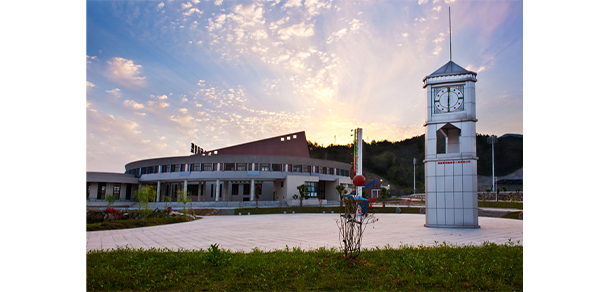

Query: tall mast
[449,7,452,61]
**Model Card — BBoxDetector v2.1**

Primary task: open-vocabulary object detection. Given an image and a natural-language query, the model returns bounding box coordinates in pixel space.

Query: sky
[86,0,523,172]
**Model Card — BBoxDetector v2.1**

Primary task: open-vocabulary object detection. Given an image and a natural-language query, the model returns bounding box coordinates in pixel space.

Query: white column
[250,179,255,201]
[215,179,220,201]
[198,181,202,202]
[184,180,188,198]
[355,128,363,197]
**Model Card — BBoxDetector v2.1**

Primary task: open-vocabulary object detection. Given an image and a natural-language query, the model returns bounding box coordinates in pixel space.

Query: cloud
[418,0,428,4]
[146,100,170,113]
[86,55,98,63]
[214,0,223,5]
[184,8,203,16]
[433,33,445,43]
[327,28,348,44]
[153,94,168,100]
[157,2,164,10]
[106,57,145,87]
[124,100,144,110]
[283,0,302,9]
[106,88,121,98]
[304,0,331,18]
[278,22,315,40]
[432,6,441,12]
[466,65,486,73]
[86,81,95,92]
[182,2,192,9]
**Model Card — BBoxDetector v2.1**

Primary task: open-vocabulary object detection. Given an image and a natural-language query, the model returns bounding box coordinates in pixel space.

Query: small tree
[293,184,309,207]
[484,189,491,201]
[104,193,116,208]
[380,187,388,208]
[496,187,501,202]
[135,185,157,213]
[176,189,192,215]
[335,185,347,208]
[255,184,262,208]
[502,186,508,201]
[514,188,521,202]
[164,195,171,209]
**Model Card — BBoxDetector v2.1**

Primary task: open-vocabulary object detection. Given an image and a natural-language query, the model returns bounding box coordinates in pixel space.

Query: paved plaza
[87,213,523,252]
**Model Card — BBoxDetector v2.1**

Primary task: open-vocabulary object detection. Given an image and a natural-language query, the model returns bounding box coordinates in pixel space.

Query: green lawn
[87,242,522,291]
[87,216,192,231]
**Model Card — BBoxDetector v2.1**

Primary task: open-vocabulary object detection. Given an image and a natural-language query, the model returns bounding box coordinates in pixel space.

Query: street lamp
[487,135,498,198]
[413,158,417,195]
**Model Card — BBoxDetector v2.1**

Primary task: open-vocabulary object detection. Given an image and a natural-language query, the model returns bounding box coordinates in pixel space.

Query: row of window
[127,163,350,178]
[87,182,132,200]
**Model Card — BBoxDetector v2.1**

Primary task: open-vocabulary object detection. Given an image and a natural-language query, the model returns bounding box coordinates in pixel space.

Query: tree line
[308,134,522,194]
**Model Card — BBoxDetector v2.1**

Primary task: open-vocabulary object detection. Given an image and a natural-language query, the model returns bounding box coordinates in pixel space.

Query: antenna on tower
[449,6,452,61]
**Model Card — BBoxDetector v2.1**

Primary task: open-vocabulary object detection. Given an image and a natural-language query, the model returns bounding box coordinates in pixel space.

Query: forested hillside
[308,134,522,193]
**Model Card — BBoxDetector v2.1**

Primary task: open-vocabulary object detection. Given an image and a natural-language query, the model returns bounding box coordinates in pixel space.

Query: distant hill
[308,134,522,194]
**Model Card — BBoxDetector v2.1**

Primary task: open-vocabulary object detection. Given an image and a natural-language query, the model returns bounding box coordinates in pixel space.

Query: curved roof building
[87,131,353,208]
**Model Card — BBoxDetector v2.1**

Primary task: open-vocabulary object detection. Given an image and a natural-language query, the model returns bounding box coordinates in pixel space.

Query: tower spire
[449,6,452,61]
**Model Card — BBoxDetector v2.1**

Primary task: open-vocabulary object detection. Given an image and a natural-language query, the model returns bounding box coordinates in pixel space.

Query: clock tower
[423,60,480,228]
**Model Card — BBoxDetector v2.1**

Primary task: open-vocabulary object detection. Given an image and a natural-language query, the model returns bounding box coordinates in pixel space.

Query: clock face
[433,86,464,114]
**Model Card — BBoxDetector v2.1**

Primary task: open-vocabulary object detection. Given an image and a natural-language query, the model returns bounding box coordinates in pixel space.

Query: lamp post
[487,135,498,199]
[413,158,417,195]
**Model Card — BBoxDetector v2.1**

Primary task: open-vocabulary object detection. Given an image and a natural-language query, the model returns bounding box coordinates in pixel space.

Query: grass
[87,242,522,291]
[478,201,523,210]
[87,216,192,231]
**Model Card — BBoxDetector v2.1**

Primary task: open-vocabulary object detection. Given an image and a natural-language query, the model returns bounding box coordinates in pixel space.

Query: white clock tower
[423,60,479,228]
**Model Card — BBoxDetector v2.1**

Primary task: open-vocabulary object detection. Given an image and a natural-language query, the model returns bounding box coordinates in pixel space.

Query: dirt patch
[478,209,511,218]
[385,200,424,206]
[192,208,221,216]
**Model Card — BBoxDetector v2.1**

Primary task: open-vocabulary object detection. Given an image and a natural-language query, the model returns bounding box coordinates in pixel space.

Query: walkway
[87,213,523,252]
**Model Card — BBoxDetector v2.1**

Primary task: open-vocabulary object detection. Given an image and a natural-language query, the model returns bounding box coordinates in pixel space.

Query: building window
[171,164,180,172]
[293,165,302,172]
[232,184,239,195]
[371,189,380,198]
[303,165,311,173]
[97,183,106,200]
[203,163,212,171]
[243,184,250,195]
[113,184,121,200]
[225,163,236,171]
[162,165,170,173]
[87,183,90,199]
[191,164,201,172]
[304,182,324,199]
[260,163,270,171]
[237,163,247,171]
[328,168,334,175]
[271,163,281,172]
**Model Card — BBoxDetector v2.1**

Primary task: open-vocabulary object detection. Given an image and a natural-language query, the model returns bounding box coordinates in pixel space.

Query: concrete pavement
[87,213,522,252]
